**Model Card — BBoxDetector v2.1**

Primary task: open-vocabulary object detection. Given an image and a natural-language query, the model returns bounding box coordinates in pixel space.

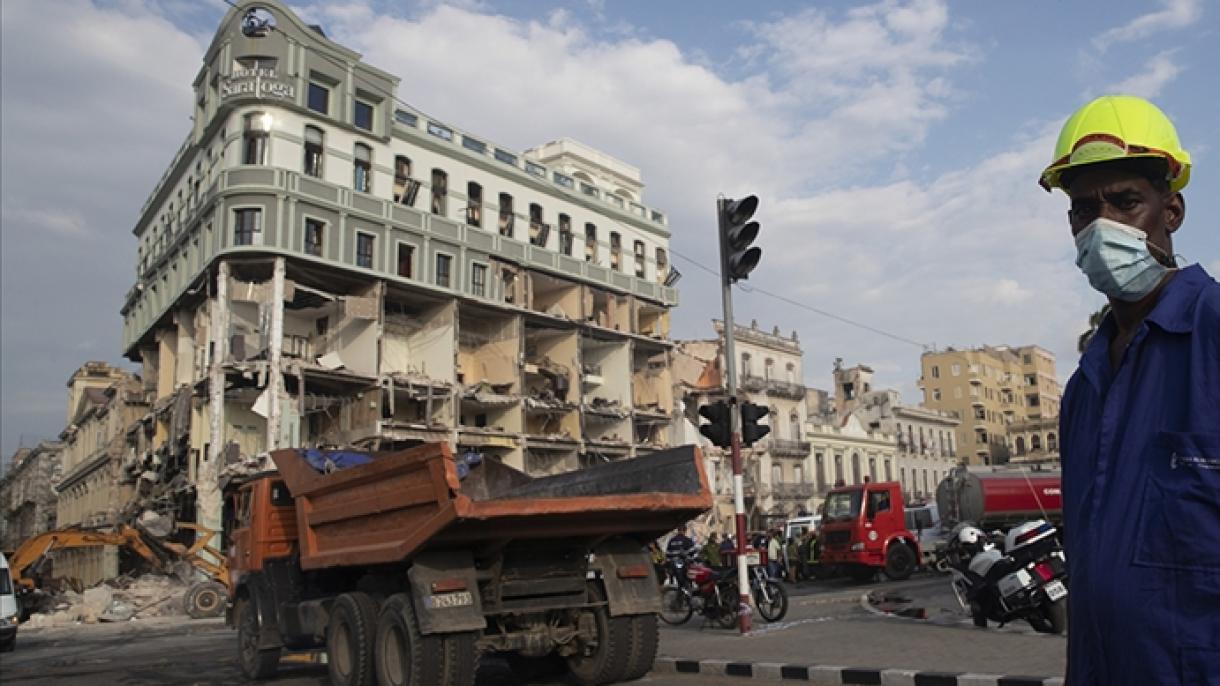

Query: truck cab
[817,481,920,581]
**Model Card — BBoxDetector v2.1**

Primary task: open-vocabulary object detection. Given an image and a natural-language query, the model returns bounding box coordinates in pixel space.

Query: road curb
[654,657,1064,686]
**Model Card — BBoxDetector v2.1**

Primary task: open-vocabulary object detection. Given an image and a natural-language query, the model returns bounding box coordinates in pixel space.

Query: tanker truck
[935,465,1062,530]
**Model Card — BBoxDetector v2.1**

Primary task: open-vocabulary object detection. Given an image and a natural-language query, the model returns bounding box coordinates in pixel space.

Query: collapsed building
[117,0,680,541]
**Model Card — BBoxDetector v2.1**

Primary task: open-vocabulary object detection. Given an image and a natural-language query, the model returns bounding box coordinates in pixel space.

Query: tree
[1078,305,1111,354]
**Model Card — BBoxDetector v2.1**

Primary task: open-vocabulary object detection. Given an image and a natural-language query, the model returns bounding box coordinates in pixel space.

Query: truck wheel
[375,593,444,686]
[883,543,916,581]
[438,631,479,686]
[619,614,660,681]
[566,583,631,685]
[236,597,280,680]
[184,581,226,619]
[327,592,380,686]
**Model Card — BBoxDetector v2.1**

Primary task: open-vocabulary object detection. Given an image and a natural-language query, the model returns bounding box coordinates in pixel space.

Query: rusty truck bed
[269,444,711,570]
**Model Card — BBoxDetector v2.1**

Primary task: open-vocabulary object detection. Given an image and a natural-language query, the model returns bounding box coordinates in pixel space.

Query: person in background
[766,530,783,580]
[785,536,800,583]
[720,533,737,568]
[666,525,696,558]
[648,540,666,586]
[702,532,723,568]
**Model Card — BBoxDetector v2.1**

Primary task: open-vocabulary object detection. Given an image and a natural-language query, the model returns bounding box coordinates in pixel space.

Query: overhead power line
[668,248,931,350]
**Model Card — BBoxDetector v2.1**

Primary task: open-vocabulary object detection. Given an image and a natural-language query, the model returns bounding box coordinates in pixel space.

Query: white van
[0,552,17,651]
[784,515,821,541]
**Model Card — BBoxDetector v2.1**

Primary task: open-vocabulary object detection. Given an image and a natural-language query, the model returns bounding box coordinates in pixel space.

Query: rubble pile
[23,574,191,628]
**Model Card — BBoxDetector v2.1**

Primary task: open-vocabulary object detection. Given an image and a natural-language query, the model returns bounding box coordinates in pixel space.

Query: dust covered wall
[224,401,266,459]
[633,354,674,411]
[333,317,378,376]
[459,316,520,388]
[382,301,456,382]
[589,342,631,405]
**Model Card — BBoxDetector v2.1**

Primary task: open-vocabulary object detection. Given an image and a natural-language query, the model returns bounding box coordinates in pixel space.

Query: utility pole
[715,195,762,634]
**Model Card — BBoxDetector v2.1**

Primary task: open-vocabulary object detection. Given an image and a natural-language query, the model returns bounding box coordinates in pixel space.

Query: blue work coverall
[1060,264,1220,685]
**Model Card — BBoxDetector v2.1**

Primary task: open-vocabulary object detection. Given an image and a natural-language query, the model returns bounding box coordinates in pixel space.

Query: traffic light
[739,402,770,447]
[719,195,761,282]
[698,400,732,449]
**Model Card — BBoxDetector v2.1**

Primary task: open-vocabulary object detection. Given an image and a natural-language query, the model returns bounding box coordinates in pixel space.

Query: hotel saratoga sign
[221,66,296,100]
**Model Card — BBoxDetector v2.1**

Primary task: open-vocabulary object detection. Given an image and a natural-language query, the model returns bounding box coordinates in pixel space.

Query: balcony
[772,483,816,499]
[739,375,806,399]
[768,438,811,457]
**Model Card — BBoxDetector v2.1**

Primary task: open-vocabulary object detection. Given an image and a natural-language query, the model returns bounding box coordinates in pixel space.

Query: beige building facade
[0,442,64,552]
[917,345,1060,465]
[54,363,149,587]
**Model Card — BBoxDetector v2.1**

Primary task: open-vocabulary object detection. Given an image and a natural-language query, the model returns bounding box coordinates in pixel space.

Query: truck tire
[883,543,916,581]
[566,583,631,685]
[236,597,280,680]
[184,581,226,619]
[619,614,660,681]
[327,592,380,686]
[438,631,479,686]
[375,593,444,686]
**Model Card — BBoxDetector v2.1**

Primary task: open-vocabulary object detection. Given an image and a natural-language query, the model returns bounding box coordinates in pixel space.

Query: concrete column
[266,257,285,449]
[199,261,229,551]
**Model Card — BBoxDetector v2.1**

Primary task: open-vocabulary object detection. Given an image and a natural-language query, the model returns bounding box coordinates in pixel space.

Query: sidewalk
[657,603,1065,683]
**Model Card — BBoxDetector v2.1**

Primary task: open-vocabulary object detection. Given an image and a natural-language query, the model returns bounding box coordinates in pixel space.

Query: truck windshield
[824,490,863,521]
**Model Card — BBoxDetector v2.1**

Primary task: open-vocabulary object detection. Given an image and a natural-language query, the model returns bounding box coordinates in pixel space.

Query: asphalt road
[0,571,1065,684]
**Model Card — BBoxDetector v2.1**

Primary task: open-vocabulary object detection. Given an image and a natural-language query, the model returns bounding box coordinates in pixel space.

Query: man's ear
[1165,192,1185,235]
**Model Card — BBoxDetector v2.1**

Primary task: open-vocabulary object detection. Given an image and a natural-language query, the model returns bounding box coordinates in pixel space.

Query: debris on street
[23,574,191,628]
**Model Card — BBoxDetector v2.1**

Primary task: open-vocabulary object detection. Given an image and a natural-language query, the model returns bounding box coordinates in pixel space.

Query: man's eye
[1117,198,1139,210]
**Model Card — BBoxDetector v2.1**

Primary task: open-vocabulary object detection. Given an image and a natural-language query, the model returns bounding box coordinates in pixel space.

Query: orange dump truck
[225,442,711,686]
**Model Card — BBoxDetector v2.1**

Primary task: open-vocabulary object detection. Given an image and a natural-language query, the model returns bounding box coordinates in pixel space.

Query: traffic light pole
[717,197,753,635]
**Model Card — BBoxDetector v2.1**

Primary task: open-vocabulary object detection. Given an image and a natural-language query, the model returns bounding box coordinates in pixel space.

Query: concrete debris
[23,574,191,627]
[138,510,174,538]
[316,351,345,369]
[219,451,274,489]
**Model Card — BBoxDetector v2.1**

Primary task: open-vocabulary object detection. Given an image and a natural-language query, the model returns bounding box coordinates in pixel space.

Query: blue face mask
[1074,218,1172,302]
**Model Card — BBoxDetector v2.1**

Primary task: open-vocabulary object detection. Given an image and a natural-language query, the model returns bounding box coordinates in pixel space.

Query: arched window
[609,232,622,271]
[741,353,752,377]
[529,203,548,246]
[815,453,826,491]
[430,169,447,215]
[771,464,783,485]
[789,412,801,440]
[884,459,892,482]
[243,111,271,165]
[466,182,482,227]
[852,453,861,484]
[393,156,419,206]
[353,143,372,193]
[786,362,796,383]
[764,358,774,380]
[303,126,324,178]
[834,454,843,485]
[1015,436,1026,455]
[868,457,877,482]
[1047,432,1058,452]
[559,215,573,255]
[499,193,514,237]
[584,223,597,262]
[1031,434,1042,451]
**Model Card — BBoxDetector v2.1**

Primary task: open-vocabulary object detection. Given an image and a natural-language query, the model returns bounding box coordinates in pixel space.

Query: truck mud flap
[593,539,662,617]
[407,551,486,635]
[245,574,285,651]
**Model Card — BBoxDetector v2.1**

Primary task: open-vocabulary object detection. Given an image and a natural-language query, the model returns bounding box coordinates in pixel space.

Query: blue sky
[2,0,1217,461]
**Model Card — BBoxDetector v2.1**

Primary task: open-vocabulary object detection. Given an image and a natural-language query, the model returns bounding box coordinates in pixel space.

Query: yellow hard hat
[1039,95,1191,193]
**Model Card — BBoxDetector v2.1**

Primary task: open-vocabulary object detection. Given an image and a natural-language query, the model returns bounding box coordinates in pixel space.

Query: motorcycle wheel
[970,601,988,628]
[754,581,788,623]
[716,584,740,629]
[659,588,693,626]
[1028,598,1068,635]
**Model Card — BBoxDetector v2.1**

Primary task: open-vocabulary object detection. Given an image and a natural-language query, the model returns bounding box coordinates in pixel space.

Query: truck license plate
[428,591,474,609]
[1044,580,1067,602]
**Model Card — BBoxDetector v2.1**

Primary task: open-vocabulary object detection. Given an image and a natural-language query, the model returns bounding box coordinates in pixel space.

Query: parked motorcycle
[946,520,1068,634]
[659,549,788,627]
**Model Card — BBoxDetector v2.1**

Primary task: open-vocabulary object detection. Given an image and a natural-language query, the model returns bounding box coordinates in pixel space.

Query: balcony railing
[772,483,816,499]
[739,375,805,398]
[768,438,811,457]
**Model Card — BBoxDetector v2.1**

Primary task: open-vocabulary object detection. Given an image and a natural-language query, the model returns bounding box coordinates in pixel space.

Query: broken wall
[458,313,520,391]
[634,299,670,339]
[382,300,456,383]
[583,286,631,332]
[581,338,631,406]
[529,273,581,320]
[632,348,674,413]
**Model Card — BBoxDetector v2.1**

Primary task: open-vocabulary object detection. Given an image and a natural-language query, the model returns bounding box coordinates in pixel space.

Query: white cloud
[1108,50,1182,97]
[1093,0,1201,52]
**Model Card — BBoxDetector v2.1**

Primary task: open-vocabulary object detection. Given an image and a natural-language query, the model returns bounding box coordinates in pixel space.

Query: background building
[0,441,63,553]
[54,363,148,586]
[117,0,679,541]
[917,345,1060,465]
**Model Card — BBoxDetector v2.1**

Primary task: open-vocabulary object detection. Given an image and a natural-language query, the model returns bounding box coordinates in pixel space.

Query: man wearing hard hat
[1042,96,1219,685]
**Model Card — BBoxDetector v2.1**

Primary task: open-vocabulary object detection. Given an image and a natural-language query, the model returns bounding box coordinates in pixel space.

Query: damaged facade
[0,442,64,553]
[119,0,678,542]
